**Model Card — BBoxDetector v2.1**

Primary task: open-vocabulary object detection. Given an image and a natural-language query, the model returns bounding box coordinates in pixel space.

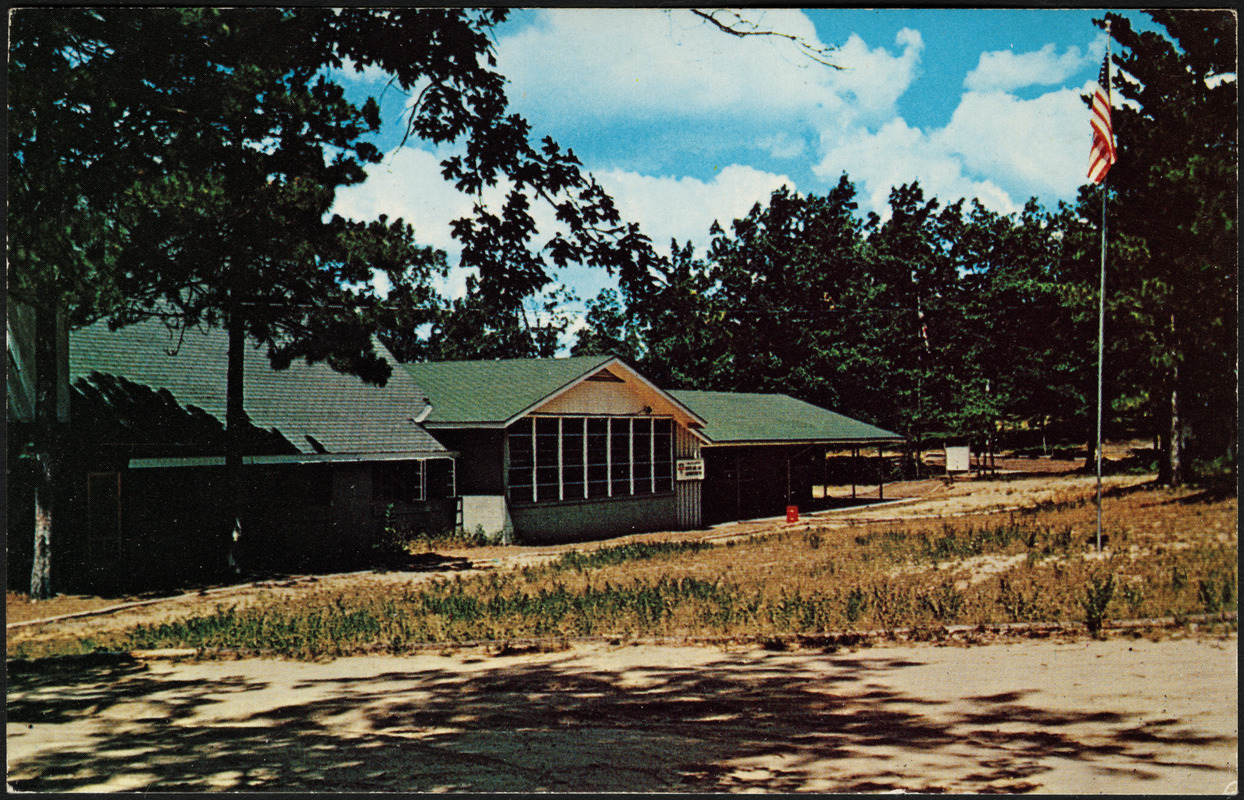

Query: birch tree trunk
[225,309,245,575]
[1165,312,1185,487]
[29,303,62,599]
[1168,359,1184,487]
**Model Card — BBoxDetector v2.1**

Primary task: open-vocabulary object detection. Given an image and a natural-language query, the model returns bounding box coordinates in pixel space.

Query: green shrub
[1081,573,1115,638]
[997,575,1042,622]
[845,586,868,624]
[917,581,965,623]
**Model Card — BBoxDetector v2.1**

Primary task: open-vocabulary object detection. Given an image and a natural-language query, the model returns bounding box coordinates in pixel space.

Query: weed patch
[14,485,1233,661]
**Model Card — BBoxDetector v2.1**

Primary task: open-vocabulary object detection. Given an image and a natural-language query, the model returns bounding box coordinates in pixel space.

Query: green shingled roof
[669,390,902,445]
[70,316,447,459]
[403,355,616,426]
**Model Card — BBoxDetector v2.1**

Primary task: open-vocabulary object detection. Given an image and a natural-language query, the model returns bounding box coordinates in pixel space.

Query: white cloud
[333,147,475,257]
[827,29,924,121]
[935,84,1093,199]
[594,164,794,253]
[815,118,1019,216]
[333,147,544,300]
[757,131,807,160]
[496,9,919,131]
[330,56,390,86]
[331,147,790,298]
[964,42,1094,93]
[337,14,1110,282]
[814,31,1106,217]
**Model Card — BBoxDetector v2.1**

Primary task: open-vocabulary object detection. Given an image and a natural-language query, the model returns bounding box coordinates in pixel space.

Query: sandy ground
[6,633,1237,793]
[7,465,1236,793]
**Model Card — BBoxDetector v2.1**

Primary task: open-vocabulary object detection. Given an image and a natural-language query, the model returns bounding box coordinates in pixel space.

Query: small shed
[669,390,904,525]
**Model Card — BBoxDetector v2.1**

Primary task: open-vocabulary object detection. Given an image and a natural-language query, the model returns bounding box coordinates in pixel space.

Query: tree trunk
[1165,312,1184,487]
[1168,361,1184,487]
[30,303,63,600]
[225,310,245,575]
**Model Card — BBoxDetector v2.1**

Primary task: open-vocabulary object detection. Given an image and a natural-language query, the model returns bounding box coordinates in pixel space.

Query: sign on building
[676,458,705,481]
[945,445,971,473]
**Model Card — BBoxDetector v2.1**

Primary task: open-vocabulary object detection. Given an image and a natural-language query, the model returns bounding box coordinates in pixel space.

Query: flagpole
[1095,24,1111,553]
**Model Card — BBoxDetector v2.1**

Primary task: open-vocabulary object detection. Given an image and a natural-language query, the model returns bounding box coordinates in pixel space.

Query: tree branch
[689,9,843,70]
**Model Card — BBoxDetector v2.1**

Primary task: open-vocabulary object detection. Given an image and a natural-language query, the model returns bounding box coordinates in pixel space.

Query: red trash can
[786,505,799,523]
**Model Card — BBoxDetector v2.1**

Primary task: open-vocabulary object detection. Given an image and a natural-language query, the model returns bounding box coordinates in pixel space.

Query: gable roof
[70,316,447,463]
[669,389,902,446]
[403,355,706,429]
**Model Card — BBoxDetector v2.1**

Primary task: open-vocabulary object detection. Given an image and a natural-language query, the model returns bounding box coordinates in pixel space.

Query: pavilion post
[878,445,884,500]
[851,446,857,499]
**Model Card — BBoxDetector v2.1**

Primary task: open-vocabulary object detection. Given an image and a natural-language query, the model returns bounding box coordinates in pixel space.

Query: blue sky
[331,8,1153,322]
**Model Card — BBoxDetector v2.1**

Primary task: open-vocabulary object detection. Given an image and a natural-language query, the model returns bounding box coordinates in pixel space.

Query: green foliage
[1119,580,1145,613]
[571,289,642,360]
[1170,564,1189,594]
[917,581,966,623]
[1197,569,1236,613]
[997,575,1043,622]
[844,586,868,624]
[1098,11,1238,481]
[546,541,716,573]
[615,175,1096,448]
[1081,572,1116,638]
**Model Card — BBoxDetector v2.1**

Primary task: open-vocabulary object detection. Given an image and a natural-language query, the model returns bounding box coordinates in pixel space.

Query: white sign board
[676,458,705,481]
[945,446,971,473]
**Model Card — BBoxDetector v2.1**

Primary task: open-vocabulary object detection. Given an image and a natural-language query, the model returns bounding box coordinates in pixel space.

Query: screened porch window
[507,416,674,503]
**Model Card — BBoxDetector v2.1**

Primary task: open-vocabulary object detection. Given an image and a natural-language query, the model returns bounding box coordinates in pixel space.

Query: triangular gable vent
[585,368,625,383]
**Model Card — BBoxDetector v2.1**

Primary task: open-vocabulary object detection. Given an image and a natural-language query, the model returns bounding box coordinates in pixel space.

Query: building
[8,307,907,591]
[669,390,904,525]
[13,314,455,591]
[403,355,709,543]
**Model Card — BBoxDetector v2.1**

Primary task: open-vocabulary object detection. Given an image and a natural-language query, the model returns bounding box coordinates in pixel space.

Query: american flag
[1088,55,1116,184]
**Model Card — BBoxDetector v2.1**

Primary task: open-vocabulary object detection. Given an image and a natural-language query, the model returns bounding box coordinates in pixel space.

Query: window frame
[373,459,426,508]
[507,414,676,505]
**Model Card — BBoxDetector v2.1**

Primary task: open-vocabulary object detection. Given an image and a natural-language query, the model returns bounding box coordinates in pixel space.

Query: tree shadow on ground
[6,647,1235,793]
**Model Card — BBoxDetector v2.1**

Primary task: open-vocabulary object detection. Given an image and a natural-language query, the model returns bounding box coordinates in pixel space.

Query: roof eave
[502,355,709,429]
[699,436,906,447]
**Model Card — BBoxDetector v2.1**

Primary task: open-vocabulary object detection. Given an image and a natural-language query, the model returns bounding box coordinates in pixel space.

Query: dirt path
[7,633,1236,793]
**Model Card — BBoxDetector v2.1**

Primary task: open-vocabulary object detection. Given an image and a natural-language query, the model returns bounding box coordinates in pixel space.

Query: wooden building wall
[675,424,702,529]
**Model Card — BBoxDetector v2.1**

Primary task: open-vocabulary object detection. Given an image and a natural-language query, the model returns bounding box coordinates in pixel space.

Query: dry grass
[7,485,1235,661]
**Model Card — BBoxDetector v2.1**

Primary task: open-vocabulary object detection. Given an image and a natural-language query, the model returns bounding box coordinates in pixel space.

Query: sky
[330,8,1153,325]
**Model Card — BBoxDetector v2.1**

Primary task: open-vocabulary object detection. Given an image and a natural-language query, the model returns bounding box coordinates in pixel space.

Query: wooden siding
[536,378,665,417]
[509,493,679,544]
[675,424,702,529]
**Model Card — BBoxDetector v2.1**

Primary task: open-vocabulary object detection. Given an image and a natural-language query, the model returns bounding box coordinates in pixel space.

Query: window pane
[509,418,533,468]
[535,418,560,463]
[654,419,673,492]
[563,417,585,499]
[633,418,652,494]
[535,466,560,502]
[509,472,533,504]
[534,418,560,501]
[587,418,609,497]
[507,418,534,502]
[426,459,455,499]
[610,418,631,496]
[654,465,673,493]
[375,461,423,505]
